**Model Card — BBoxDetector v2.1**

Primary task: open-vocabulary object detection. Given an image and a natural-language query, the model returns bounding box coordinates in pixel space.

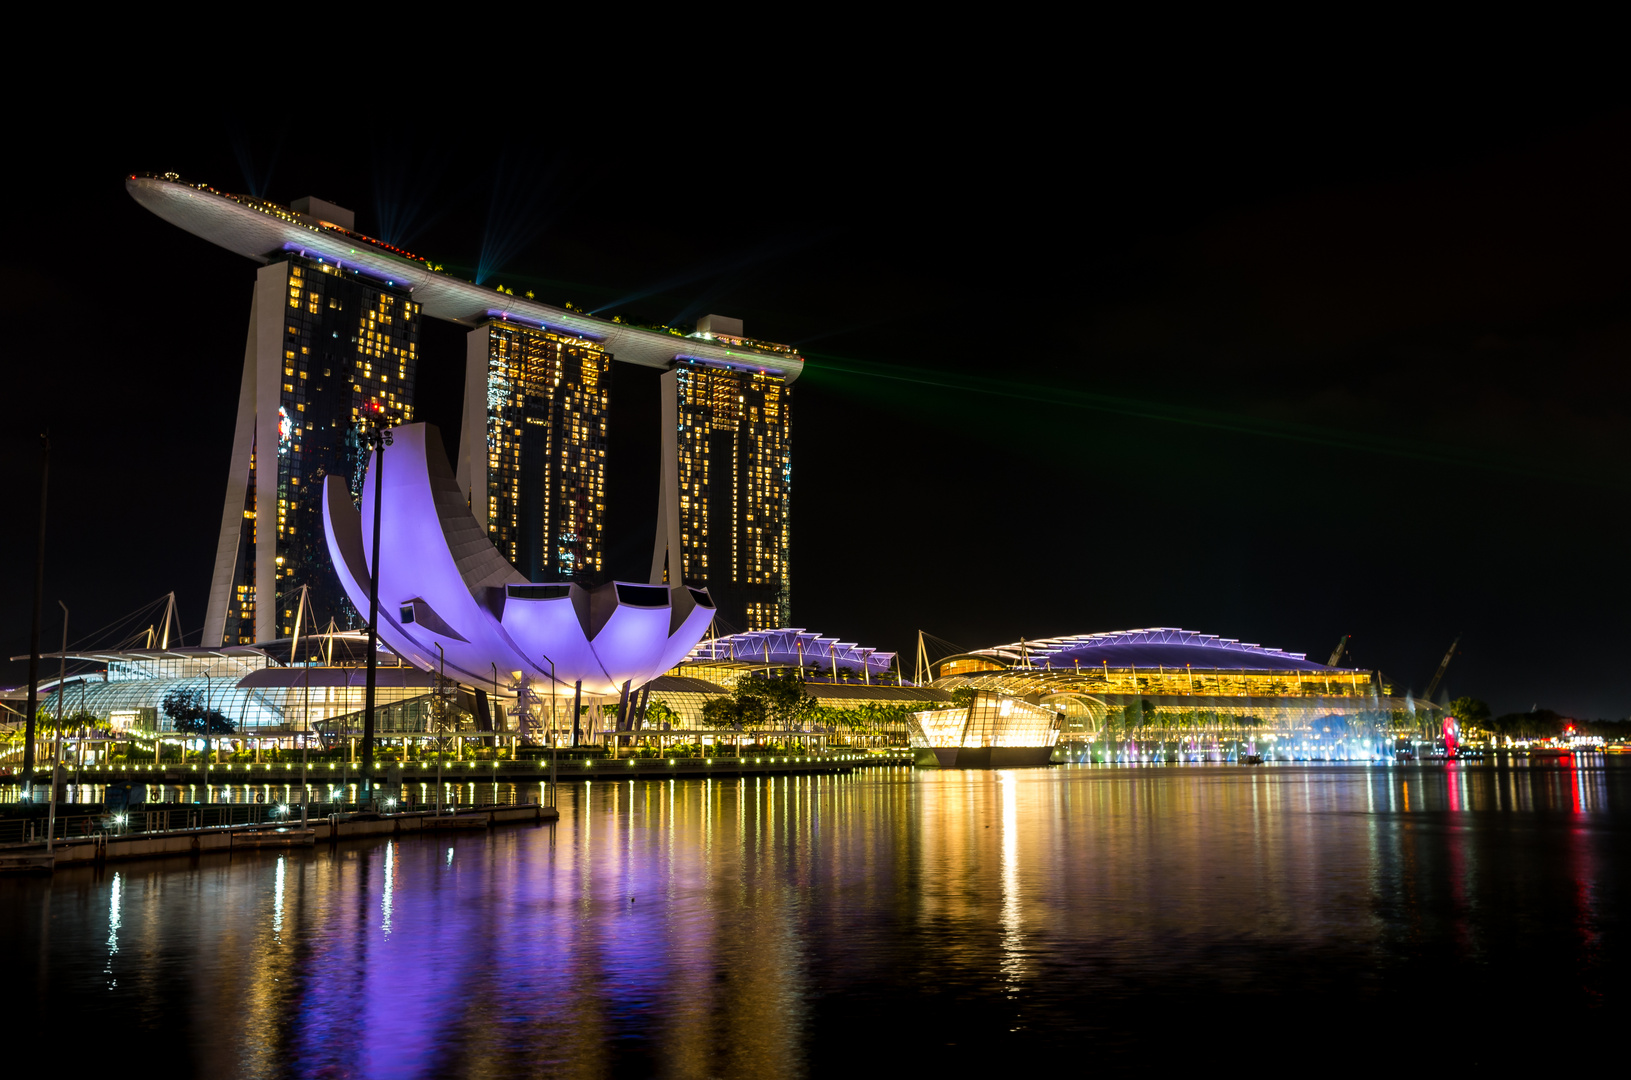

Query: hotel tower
[204,199,419,646]
[455,319,611,587]
[651,316,792,631]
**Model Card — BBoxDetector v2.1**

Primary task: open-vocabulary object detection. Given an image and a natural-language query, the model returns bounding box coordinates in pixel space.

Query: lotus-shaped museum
[323,423,715,698]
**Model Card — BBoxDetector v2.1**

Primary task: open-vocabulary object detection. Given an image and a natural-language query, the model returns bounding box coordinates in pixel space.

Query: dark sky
[5,86,1630,718]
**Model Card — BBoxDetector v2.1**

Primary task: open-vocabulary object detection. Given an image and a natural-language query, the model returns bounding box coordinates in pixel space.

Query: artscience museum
[322,423,716,721]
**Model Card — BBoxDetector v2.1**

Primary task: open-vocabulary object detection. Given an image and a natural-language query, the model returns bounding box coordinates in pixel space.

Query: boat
[908,692,1060,768]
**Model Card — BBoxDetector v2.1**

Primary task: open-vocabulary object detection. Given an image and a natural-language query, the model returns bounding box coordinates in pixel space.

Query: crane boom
[1421,634,1462,703]
[1327,635,1350,667]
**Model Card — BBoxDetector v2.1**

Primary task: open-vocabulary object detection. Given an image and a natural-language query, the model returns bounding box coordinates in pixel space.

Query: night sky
[5,88,1629,718]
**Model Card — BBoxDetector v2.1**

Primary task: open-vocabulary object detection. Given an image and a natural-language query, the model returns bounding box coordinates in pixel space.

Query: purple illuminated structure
[323,423,715,699]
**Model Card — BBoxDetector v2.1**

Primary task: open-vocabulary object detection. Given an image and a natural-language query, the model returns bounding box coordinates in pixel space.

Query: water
[4,762,1627,1076]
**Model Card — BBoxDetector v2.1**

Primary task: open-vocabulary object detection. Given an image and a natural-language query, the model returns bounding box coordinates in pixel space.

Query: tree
[1491,709,1563,739]
[702,695,760,732]
[733,672,812,731]
[162,688,235,736]
[1449,696,1491,728]
[644,699,679,731]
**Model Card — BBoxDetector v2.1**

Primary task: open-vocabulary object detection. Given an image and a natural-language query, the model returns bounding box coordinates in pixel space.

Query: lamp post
[435,643,447,813]
[361,424,393,807]
[45,601,66,853]
[540,653,557,810]
[201,669,210,769]
[22,433,48,804]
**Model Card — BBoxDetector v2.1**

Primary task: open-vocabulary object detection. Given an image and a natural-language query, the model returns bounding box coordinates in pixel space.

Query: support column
[202,286,265,647]
[571,679,582,747]
[650,368,682,585]
[253,262,291,646]
[456,323,492,526]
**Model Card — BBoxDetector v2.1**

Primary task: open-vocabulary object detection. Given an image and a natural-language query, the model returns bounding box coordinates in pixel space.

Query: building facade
[929,628,1412,760]
[456,319,611,585]
[204,252,419,646]
[651,353,791,632]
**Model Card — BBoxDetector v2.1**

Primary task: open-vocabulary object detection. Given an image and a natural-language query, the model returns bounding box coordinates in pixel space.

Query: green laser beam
[800,351,1620,490]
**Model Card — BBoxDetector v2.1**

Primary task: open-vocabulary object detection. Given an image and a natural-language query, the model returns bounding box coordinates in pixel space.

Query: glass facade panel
[481,321,610,585]
[909,693,1060,750]
[673,361,790,630]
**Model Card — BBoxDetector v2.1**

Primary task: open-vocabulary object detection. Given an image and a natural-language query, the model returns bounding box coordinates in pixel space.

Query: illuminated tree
[161,689,234,736]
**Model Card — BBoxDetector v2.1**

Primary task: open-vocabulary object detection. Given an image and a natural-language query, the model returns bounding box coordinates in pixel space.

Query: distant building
[456,319,611,585]
[929,627,1410,760]
[204,247,420,646]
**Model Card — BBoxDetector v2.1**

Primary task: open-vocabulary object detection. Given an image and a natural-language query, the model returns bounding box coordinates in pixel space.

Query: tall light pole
[540,653,557,810]
[435,643,447,813]
[45,601,66,853]
[292,583,312,827]
[22,433,48,802]
[361,425,393,807]
[201,668,211,810]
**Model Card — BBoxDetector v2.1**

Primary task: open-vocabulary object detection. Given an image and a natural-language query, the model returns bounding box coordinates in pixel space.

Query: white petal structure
[323,423,714,696]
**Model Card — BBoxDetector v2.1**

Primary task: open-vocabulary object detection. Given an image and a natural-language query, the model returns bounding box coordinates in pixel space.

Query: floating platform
[426,815,489,831]
[913,746,1055,769]
[233,828,315,848]
[0,852,56,874]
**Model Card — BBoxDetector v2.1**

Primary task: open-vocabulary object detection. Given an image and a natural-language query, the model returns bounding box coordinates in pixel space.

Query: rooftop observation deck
[125,173,804,382]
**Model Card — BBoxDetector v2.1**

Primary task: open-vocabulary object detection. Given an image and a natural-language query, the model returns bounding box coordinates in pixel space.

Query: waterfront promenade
[3,749,905,794]
[0,752,913,867]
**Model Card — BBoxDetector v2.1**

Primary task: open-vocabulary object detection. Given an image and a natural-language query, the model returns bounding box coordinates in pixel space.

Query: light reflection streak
[382,841,395,937]
[273,855,285,940]
[104,872,122,988]
[999,771,1023,991]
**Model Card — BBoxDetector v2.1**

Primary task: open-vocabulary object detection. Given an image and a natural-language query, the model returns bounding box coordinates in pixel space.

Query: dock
[0,803,559,869]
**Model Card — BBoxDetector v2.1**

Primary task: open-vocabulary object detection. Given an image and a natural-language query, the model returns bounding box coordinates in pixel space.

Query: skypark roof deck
[126,173,803,381]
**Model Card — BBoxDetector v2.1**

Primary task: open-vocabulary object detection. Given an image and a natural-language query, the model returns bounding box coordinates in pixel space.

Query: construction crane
[1327,635,1350,667]
[1421,634,1462,704]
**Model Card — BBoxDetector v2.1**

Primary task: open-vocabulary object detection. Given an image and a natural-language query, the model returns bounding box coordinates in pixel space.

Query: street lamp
[435,643,448,813]
[540,652,557,810]
[201,669,210,772]
[361,423,394,807]
[46,601,67,854]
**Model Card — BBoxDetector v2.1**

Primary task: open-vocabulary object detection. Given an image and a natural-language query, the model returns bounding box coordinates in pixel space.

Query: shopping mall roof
[684,629,899,678]
[943,628,1346,674]
[126,174,803,381]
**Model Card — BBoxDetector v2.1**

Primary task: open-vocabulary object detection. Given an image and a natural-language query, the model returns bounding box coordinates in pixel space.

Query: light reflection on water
[3,762,1629,1077]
